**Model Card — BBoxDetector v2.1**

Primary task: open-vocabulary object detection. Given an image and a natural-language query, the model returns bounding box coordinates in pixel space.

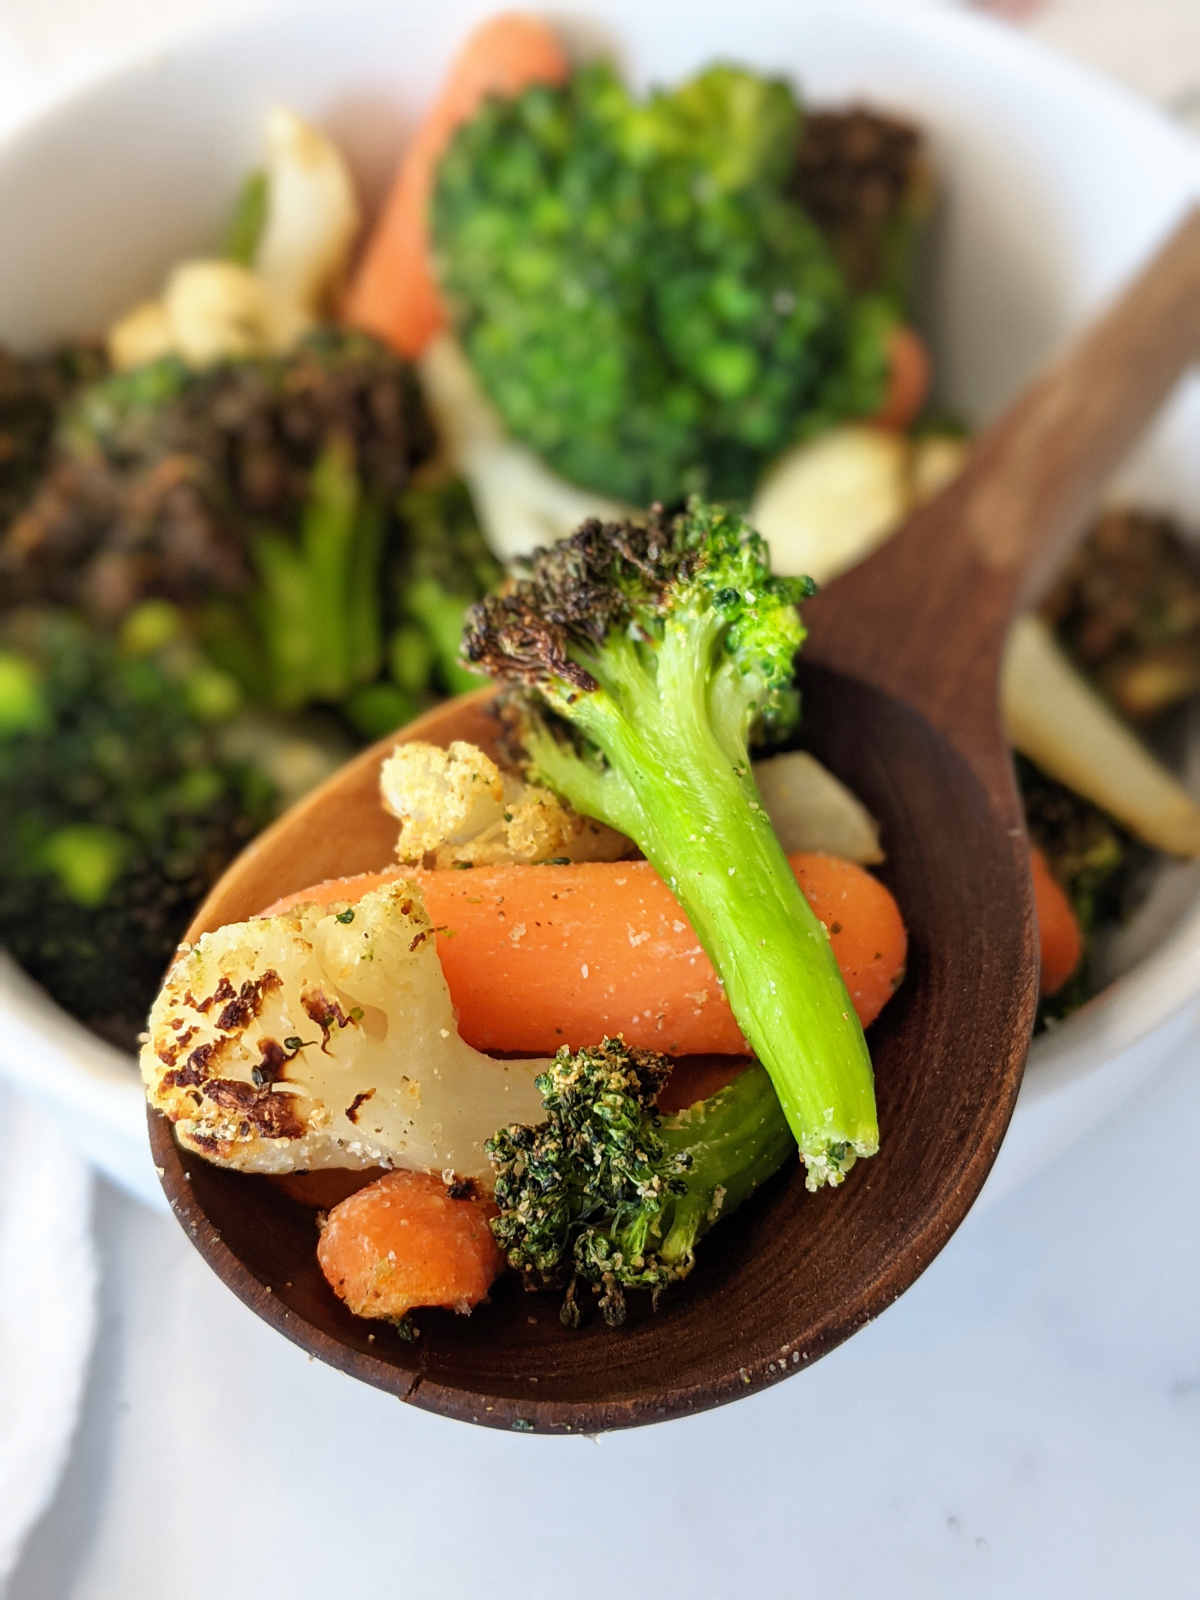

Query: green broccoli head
[488,1038,792,1326]
[465,501,878,1189]
[631,63,800,191]
[432,62,896,505]
[0,610,279,1047]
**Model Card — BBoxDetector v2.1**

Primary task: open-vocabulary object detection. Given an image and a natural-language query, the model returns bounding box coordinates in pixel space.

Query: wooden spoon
[150,208,1199,1433]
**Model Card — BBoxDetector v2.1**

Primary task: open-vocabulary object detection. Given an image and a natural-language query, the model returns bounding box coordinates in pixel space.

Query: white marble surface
[8,1035,1199,1599]
[0,2,1197,1594]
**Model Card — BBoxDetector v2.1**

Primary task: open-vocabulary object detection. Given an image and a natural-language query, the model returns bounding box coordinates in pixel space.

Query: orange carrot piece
[871,324,931,430]
[264,851,907,1055]
[343,14,570,356]
[317,1169,502,1320]
[1030,845,1084,997]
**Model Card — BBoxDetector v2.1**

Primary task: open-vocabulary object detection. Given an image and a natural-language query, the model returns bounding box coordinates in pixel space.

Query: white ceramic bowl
[0,0,1196,1209]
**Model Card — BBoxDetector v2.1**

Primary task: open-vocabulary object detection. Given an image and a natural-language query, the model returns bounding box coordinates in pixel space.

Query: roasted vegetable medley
[2,13,1197,1094]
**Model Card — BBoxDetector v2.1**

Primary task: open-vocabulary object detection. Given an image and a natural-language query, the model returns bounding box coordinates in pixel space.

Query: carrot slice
[871,324,931,430]
[343,14,570,356]
[264,851,907,1055]
[317,1169,502,1320]
[1030,845,1084,996]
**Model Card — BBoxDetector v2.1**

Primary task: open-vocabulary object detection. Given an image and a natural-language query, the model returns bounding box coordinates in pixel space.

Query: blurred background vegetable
[0,95,509,1046]
[0,344,106,531]
[430,62,927,505]
[0,41,1196,1057]
[1040,508,1200,722]
[108,108,361,371]
[0,609,281,1048]
[1018,756,1138,1024]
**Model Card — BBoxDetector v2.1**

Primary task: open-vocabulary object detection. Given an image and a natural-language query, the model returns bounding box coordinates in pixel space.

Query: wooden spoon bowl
[149,209,1198,1432]
[150,671,1031,1431]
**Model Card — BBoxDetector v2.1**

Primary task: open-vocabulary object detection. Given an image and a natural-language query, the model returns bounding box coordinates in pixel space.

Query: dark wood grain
[149,206,1198,1432]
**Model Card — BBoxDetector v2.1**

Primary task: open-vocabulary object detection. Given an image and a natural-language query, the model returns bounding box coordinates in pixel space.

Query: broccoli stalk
[248,437,386,710]
[393,478,502,696]
[465,500,878,1188]
[489,1039,793,1326]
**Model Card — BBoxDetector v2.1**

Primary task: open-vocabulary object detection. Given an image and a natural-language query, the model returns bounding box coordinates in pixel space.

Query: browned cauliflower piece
[380,739,631,867]
[140,880,549,1180]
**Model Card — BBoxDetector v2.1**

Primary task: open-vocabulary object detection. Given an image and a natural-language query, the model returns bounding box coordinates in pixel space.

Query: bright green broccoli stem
[530,653,878,1192]
[628,739,876,1188]
[248,441,386,710]
[303,439,364,701]
[651,1063,794,1270]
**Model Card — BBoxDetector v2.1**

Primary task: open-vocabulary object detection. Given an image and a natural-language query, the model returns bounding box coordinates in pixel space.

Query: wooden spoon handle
[952,205,1200,604]
[807,205,1200,740]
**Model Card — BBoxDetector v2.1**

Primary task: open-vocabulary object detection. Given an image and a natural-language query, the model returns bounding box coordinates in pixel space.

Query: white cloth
[0,1086,96,1588]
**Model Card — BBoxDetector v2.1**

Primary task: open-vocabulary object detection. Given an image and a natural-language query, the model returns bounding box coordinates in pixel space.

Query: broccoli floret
[1,329,434,624]
[0,330,512,734]
[489,1038,792,1326]
[0,343,106,532]
[432,62,897,506]
[464,500,878,1187]
[0,610,279,1047]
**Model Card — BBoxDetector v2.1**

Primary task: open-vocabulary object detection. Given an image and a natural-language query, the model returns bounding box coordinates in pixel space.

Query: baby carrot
[317,1169,503,1320]
[343,14,570,356]
[871,324,930,430]
[1030,845,1084,996]
[264,851,908,1056]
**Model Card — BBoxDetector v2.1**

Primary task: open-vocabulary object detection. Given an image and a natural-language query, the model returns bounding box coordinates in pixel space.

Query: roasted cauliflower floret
[380,740,630,867]
[141,880,548,1180]
[108,107,360,371]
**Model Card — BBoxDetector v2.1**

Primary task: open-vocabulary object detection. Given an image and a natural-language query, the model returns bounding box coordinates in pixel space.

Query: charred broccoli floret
[0,610,279,1047]
[0,330,503,735]
[488,1039,792,1326]
[432,62,898,506]
[0,343,106,532]
[464,500,878,1187]
[2,329,434,620]
[790,106,935,306]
